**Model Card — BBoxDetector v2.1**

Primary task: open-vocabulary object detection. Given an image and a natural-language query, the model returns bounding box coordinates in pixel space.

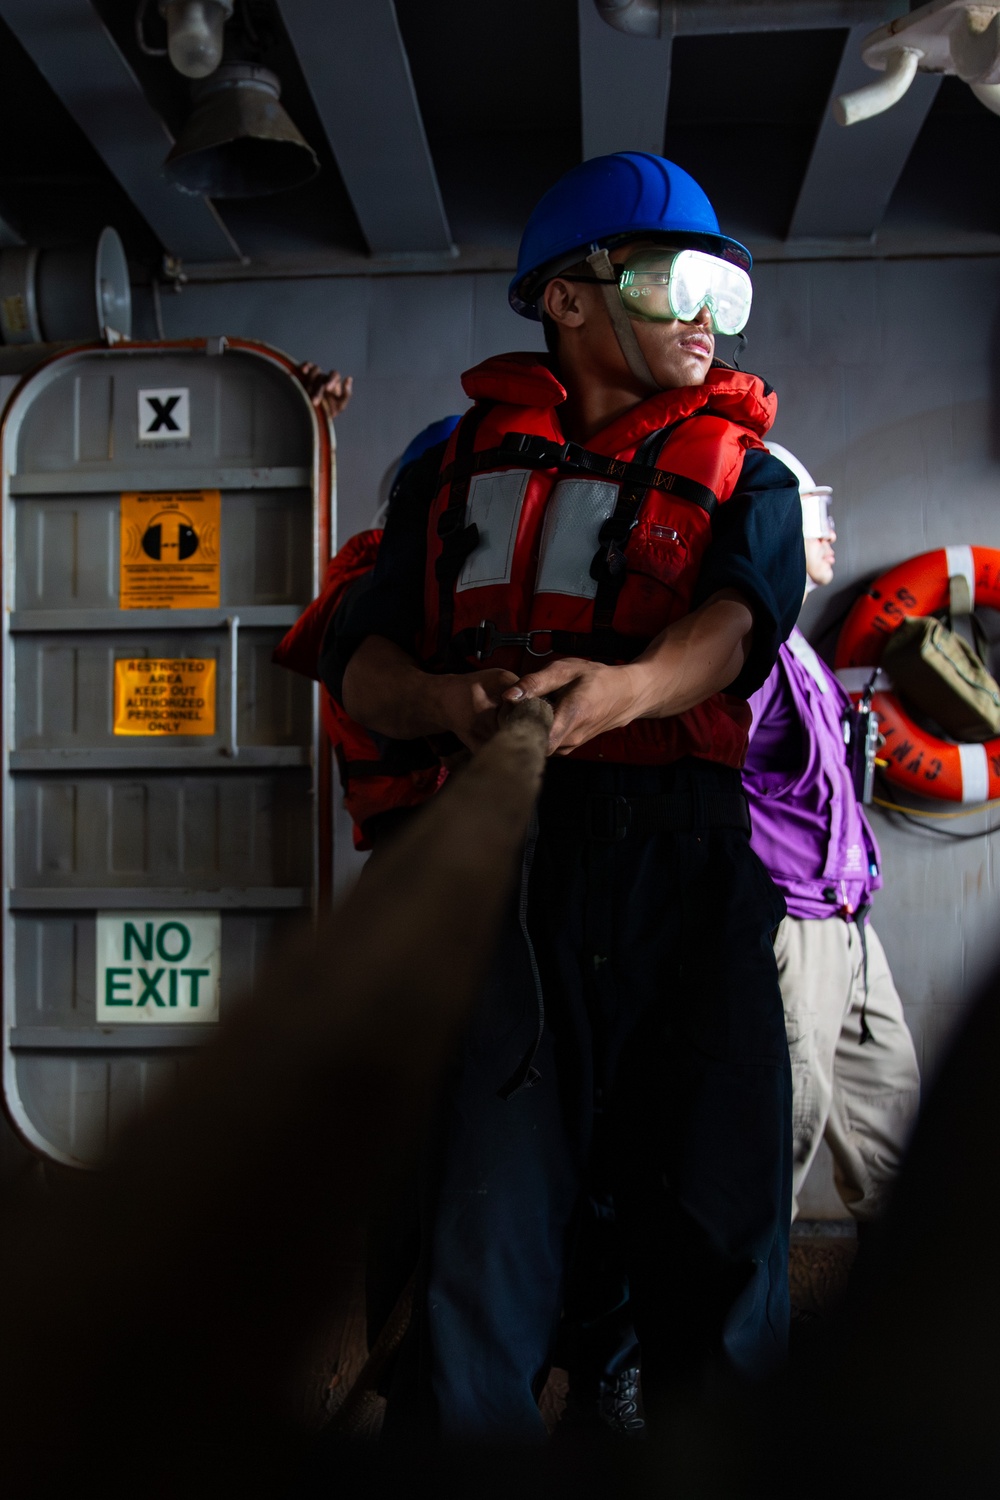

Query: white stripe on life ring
[945,544,976,608]
[958,741,990,804]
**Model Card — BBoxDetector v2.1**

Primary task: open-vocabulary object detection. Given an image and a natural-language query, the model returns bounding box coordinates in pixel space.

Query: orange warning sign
[113,659,217,736]
[120,490,221,609]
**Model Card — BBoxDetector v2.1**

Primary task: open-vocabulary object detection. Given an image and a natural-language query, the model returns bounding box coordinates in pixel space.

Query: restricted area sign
[96,911,221,1024]
[113,657,216,736]
[120,490,221,609]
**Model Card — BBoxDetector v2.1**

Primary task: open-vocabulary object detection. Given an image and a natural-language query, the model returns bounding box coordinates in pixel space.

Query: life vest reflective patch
[535,478,619,599]
[456,469,531,591]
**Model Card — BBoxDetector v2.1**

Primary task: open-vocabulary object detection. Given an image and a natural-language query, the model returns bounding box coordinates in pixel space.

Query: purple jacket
[744,628,881,920]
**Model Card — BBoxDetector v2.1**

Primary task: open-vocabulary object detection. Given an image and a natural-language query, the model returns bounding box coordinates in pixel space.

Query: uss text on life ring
[834,545,1000,804]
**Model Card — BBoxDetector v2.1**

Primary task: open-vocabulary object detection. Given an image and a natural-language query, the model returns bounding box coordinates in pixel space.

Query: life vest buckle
[499,432,566,468]
[474,620,556,661]
[598,514,636,547]
[586,794,632,841]
[437,507,467,538]
[525,630,555,657]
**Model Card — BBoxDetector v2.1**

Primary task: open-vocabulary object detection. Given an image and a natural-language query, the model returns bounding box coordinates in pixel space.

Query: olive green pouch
[883,608,1000,741]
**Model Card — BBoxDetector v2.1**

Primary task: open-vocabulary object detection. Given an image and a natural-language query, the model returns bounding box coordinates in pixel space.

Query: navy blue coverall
[325,438,805,1440]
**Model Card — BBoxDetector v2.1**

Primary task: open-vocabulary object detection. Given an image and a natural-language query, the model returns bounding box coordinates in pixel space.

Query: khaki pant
[773,915,921,1222]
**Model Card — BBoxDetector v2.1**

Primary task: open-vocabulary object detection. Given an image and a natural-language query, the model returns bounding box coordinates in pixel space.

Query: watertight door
[1,339,332,1166]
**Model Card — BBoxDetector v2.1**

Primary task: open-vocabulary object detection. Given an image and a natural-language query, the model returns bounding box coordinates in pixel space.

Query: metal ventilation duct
[0,227,132,346]
[594,1,906,36]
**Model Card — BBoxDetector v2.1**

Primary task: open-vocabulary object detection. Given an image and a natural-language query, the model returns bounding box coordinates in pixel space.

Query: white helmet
[765,441,834,540]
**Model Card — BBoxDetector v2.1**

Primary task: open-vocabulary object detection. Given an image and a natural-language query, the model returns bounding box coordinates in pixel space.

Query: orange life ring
[834,546,1000,804]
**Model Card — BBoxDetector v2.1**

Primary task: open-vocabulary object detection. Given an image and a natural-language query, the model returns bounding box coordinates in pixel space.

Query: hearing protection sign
[96,911,221,1024]
[120,490,221,609]
[113,657,216,737]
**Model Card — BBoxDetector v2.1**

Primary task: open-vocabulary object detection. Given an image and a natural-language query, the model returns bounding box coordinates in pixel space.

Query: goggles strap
[585,249,660,394]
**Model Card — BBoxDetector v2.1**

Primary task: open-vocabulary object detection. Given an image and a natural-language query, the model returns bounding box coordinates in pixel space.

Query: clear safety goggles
[801,489,834,540]
[615,247,753,335]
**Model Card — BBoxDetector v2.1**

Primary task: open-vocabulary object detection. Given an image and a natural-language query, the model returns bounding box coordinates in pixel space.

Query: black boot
[596,1366,645,1438]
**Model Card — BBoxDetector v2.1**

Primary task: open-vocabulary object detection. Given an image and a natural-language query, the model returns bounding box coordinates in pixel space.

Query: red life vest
[274,529,445,851]
[420,353,777,767]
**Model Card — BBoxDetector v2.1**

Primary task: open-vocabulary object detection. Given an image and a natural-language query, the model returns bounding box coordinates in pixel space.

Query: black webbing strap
[433,403,492,663]
[340,761,382,778]
[449,622,651,665]
[437,429,719,516]
[540,789,751,842]
[342,760,432,779]
[340,743,440,779]
[590,422,679,633]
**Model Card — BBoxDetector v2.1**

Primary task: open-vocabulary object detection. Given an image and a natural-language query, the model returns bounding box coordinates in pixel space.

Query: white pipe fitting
[834,46,923,125]
[970,78,1000,113]
[594,0,661,38]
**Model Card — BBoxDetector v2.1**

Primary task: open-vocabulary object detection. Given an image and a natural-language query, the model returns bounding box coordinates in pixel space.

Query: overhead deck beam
[276,0,453,257]
[585,3,928,242]
[0,212,23,249]
[0,0,241,265]
[579,0,673,159]
[788,23,942,241]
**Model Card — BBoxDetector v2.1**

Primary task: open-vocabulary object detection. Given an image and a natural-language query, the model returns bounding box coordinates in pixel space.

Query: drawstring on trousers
[497,808,545,1100]
[855,901,874,1044]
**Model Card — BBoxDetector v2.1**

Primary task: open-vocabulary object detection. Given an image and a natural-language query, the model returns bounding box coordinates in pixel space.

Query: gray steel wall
[6,259,993,1210]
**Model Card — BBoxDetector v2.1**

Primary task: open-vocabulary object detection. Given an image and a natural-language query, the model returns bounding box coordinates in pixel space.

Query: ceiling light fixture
[163,63,320,197]
[159,0,233,80]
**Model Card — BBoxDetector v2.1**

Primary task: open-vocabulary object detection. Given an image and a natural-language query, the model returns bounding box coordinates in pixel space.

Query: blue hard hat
[396,414,462,478]
[509,152,751,320]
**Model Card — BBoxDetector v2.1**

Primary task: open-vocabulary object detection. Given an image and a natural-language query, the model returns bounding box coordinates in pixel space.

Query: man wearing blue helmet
[328,153,805,1440]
